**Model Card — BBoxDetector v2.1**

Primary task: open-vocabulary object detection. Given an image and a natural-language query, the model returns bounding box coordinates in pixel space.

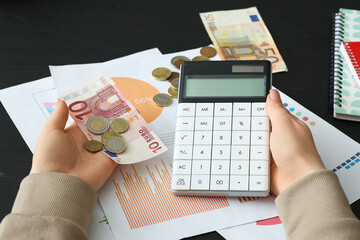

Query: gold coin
[200,46,217,58]
[110,118,129,133]
[153,93,173,107]
[168,72,179,81]
[192,55,210,61]
[152,67,172,81]
[101,131,123,145]
[174,60,185,69]
[86,116,110,135]
[170,78,179,89]
[104,137,126,154]
[84,140,103,153]
[170,56,190,66]
[168,87,178,99]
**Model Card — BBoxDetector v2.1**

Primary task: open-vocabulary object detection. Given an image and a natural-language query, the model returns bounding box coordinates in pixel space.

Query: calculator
[171,60,272,197]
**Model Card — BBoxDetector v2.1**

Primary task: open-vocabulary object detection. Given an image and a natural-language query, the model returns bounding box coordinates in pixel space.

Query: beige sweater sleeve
[0,172,97,240]
[276,169,360,240]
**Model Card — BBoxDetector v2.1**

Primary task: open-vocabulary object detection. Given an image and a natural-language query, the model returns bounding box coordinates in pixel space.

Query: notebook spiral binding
[330,12,345,109]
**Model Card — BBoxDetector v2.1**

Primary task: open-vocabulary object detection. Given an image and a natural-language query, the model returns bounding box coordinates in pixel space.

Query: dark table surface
[1,0,360,239]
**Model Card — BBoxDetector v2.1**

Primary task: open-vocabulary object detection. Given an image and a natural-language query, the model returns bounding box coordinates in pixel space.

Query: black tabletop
[1,1,360,239]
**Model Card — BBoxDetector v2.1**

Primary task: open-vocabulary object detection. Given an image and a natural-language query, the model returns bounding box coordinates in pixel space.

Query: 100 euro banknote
[58,73,167,164]
[200,7,287,73]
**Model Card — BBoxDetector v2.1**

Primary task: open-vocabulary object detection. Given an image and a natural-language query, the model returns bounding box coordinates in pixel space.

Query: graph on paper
[112,159,230,229]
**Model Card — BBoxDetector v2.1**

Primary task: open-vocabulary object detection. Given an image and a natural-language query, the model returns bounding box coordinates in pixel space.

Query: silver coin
[104,137,126,154]
[86,116,110,135]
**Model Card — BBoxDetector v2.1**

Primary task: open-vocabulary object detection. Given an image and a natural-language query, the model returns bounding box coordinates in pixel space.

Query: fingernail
[270,89,280,100]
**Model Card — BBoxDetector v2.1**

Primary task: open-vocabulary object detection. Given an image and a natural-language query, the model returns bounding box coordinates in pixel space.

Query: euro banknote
[58,73,167,164]
[200,7,287,73]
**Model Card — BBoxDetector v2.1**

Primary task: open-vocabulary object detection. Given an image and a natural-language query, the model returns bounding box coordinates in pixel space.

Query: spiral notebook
[331,8,360,121]
[339,41,360,88]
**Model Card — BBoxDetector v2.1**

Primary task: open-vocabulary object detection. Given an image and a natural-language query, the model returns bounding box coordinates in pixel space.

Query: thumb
[44,99,69,131]
[266,89,290,127]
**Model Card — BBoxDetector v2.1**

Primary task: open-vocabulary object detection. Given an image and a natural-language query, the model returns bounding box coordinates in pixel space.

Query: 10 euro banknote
[200,7,287,73]
[58,73,167,164]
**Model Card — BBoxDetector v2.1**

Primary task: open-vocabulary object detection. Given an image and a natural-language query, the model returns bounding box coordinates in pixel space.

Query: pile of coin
[84,116,129,154]
[151,46,217,107]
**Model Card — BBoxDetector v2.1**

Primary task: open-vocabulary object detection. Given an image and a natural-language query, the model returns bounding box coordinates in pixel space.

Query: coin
[170,56,190,66]
[153,93,173,107]
[86,116,110,135]
[101,131,123,145]
[84,140,103,153]
[170,78,179,89]
[152,67,172,81]
[168,72,179,81]
[104,137,126,154]
[174,60,185,69]
[200,46,217,58]
[192,55,210,61]
[168,87,178,99]
[110,118,129,133]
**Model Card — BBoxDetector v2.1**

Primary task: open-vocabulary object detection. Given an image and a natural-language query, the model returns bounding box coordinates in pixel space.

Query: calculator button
[177,103,195,117]
[214,103,233,116]
[232,116,251,130]
[212,131,231,145]
[213,117,232,130]
[233,103,251,116]
[194,131,212,145]
[232,131,250,145]
[171,175,191,190]
[250,131,270,145]
[175,131,194,145]
[172,160,192,175]
[230,176,249,191]
[194,117,213,131]
[174,145,193,160]
[251,117,269,131]
[211,160,230,175]
[250,161,269,175]
[250,146,270,160]
[251,103,267,117]
[191,160,211,174]
[191,175,210,190]
[212,145,231,160]
[210,175,230,191]
[230,160,249,175]
[195,103,214,117]
[176,117,195,131]
[231,145,250,160]
[193,145,212,159]
[249,176,269,191]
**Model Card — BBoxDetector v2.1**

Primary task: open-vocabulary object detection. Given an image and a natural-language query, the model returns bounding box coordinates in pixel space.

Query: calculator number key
[193,145,212,159]
[212,131,231,145]
[230,160,249,175]
[232,131,250,145]
[191,175,210,190]
[194,131,212,145]
[211,160,230,175]
[191,160,210,174]
[210,175,229,191]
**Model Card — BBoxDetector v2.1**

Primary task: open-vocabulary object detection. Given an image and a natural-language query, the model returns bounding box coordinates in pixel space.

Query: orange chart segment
[113,160,230,229]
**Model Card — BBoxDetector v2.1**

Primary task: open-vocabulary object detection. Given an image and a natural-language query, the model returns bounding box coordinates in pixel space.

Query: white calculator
[171,60,272,197]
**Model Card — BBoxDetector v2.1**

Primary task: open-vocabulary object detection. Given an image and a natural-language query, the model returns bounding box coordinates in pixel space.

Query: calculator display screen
[185,77,266,97]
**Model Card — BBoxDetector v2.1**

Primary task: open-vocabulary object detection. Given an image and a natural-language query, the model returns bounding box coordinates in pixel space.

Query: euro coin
[168,87,178,99]
[153,93,173,107]
[104,137,126,154]
[84,140,103,153]
[200,46,217,58]
[110,118,129,133]
[192,55,210,61]
[171,56,190,66]
[86,116,110,135]
[101,131,123,145]
[174,60,185,69]
[168,72,179,81]
[152,67,172,81]
[170,78,179,89]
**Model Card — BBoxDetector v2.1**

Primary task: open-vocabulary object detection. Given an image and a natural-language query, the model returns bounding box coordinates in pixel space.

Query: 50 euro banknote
[200,7,287,73]
[58,73,167,164]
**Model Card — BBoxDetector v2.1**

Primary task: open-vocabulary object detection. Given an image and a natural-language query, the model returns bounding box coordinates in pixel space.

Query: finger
[266,89,292,128]
[44,100,69,131]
